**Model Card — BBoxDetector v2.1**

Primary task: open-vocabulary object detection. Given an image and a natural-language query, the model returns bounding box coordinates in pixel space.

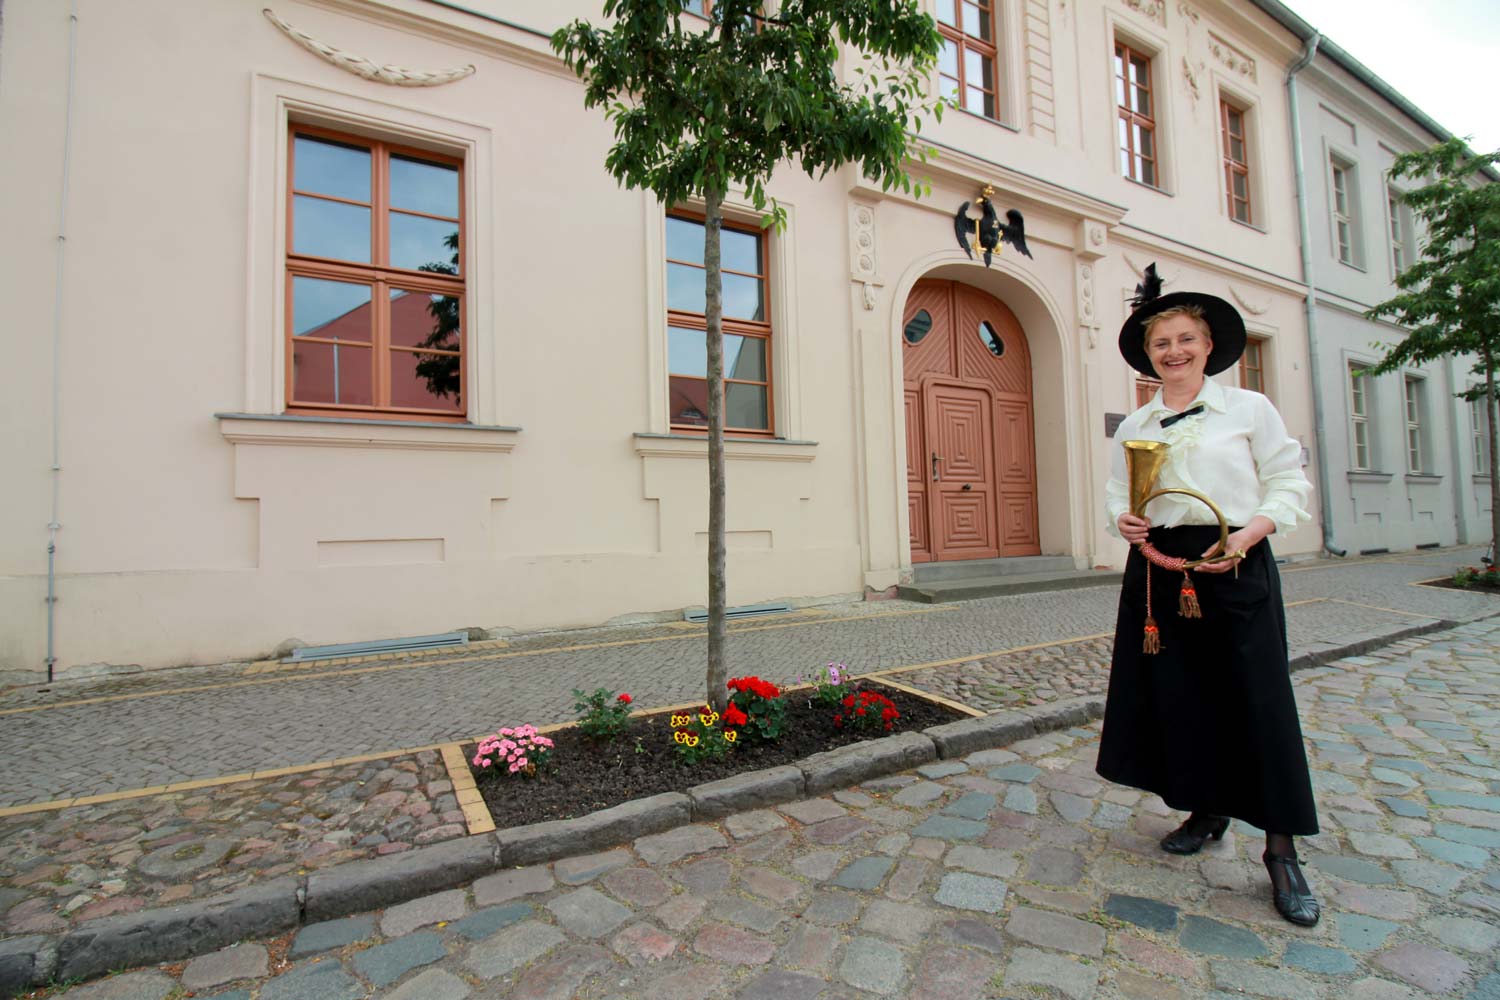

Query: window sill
[1231,217,1266,234]
[216,412,521,453]
[1123,176,1172,197]
[1405,472,1442,485]
[633,432,817,462]
[952,107,1020,134]
[1336,258,1367,273]
[1474,474,1492,484]
[1346,470,1394,483]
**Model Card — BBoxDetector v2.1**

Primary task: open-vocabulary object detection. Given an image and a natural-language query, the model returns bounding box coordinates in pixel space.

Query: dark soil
[465,683,966,828]
[1419,577,1500,594]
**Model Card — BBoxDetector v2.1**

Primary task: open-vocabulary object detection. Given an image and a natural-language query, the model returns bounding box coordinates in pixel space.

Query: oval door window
[978,320,1005,357]
[904,309,933,345]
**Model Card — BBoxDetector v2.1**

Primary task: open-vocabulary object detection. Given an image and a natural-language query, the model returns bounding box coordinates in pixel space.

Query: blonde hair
[1143,304,1212,345]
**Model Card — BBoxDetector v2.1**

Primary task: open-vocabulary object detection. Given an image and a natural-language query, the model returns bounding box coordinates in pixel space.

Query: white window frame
[1330,156,1358,266]
[1403,373,1426,473]
[1386,184,1414,280]
[1472,392,1492,476]
[1349,362,1372,471]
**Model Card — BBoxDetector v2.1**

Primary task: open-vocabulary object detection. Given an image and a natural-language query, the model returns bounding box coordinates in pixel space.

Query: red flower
[723,703,748,727]
[617,693,632,704]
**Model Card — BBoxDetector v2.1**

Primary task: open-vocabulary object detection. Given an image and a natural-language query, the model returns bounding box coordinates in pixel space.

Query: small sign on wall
[1105,412,1126,437]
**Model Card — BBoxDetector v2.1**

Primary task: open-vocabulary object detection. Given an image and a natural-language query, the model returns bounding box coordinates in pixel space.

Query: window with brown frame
[1115,41,1157,187]
[1239,336,1266,396]
[666,213,773,434]
[1221,98,1251,224]
[938,0,1001,121]
[286,127,465,420]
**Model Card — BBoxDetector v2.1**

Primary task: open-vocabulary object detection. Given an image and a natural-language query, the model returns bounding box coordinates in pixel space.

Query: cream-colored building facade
[1,0,1327,682]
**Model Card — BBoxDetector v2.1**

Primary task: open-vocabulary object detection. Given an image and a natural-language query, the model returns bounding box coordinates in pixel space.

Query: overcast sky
[1281,0,1499,154]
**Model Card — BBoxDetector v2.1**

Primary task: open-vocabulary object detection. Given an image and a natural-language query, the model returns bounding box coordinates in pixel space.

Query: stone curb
[54,876,300,985]
[0,624,1455,997]
[497,792,692,868]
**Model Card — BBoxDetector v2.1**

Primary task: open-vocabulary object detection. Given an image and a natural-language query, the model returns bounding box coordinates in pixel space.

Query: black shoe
[1160,814,1230,855]
[1263,850,1321,927]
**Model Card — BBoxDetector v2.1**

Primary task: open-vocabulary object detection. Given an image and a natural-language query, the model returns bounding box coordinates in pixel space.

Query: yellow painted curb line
[441,743,495,835]
[870,676,985,718]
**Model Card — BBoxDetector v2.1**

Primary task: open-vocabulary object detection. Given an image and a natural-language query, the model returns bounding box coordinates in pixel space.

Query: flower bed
[1420,565,1500,594]
[463,681,965,829]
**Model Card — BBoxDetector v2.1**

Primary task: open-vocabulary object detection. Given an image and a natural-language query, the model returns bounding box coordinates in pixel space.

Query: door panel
[902,279,1039,561]
[926,383,999,559]
[905,389,931,562]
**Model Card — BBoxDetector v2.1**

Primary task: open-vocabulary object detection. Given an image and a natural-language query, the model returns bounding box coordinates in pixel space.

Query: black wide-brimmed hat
[1118,264,1246,377]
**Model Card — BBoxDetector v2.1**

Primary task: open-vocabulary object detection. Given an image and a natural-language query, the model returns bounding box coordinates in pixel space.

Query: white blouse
[1105,379,1313,538]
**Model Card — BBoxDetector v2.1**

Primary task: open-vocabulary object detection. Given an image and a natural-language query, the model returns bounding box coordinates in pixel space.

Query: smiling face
[1144,310,1214,389]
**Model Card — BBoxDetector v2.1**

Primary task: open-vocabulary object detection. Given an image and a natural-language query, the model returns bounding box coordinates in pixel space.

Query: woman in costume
[1095,265,1321,926]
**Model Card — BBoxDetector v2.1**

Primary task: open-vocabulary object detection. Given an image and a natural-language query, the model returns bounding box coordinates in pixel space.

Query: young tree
[553,0,943,710]
[1364,138,1500,557]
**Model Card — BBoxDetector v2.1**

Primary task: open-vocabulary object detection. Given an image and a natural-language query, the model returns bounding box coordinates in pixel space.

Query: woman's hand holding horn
[1117,512,1152,545]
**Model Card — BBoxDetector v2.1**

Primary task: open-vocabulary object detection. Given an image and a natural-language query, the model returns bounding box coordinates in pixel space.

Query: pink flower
[478,758,491,768]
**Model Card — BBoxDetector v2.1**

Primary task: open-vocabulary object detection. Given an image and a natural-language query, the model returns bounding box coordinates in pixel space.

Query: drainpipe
[45,0,80,683]
[1286,32,1346,558]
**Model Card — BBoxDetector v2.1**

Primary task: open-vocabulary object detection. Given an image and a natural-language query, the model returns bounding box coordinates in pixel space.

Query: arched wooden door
[902,280,1039,562]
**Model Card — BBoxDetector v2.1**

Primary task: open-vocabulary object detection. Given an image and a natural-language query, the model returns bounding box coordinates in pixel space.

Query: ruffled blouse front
[1104,379,1312,538]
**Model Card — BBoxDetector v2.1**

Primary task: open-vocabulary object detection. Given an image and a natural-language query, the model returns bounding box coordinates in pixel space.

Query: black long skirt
[1095,525,1319,836]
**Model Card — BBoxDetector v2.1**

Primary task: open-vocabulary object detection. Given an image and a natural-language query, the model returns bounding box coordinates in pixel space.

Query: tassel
[1142,561,1162,654]
[1142,616,1161,654]
[1178,572,1201,618]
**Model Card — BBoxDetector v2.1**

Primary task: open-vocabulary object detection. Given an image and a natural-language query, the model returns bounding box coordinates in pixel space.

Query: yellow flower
[673,731,688,744]
[723,730,738,743]
[671,713,691,727]
[699,710,719,726]
[684,733,700,747]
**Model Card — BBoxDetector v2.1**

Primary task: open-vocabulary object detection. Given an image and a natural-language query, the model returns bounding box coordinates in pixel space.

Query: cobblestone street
[26,615,1498,999]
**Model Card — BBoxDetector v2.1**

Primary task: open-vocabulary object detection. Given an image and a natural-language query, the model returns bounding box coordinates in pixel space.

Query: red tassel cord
[1142,562,1162,654]
[1178,572,1201,618]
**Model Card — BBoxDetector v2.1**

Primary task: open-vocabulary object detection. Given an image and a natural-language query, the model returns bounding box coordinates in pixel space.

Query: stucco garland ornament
[262,9,476,87]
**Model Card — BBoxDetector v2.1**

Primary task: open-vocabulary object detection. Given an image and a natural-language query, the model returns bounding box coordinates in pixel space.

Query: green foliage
[671,705,737,763]
[1363,139,1500,389]
[572,687,635,741]
[551,0,945,221]
[1453,565,1499,588]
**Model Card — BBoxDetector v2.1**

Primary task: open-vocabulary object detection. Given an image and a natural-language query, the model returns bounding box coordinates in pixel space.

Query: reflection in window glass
[293,277,372,340]
[666,216,704,264]
[668,263,707,313]
[726,383,769,429]
[293,340,374,406]
[294,136,370,201]
[389,156,458,217]
[391,349,463,412]
[667,327,765,381]
[390,214,459,272]
[293,196,371,263]
[722,273,764,321]
[904,309,933,345]
[668,376,709,426]
[722,227,761,274]
[389,289,460,352]
[979,320,1004,357]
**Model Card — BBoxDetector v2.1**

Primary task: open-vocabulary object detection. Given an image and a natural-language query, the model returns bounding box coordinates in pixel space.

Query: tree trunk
[704,187,729,712]
[1486,339,1499,566]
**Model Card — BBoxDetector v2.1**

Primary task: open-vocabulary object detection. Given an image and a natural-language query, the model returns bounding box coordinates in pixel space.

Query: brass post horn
[1123,440,1229,569]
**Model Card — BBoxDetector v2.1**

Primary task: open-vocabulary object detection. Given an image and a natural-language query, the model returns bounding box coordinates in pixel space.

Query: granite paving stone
[25,576,1500,1000]
[180,943,270,990]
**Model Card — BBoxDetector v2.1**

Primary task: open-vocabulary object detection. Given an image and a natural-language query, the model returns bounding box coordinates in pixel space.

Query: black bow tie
[1160,403,1205,429]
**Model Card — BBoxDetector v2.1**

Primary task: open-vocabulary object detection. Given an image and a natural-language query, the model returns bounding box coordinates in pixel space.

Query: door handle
[962,483,972,491]
[931,454,943,481]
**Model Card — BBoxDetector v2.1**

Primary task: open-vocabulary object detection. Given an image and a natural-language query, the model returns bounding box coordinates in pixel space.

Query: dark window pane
[726,383,769,429]
[669,376,709,425]
[964,1,990,40]
[293,276,372,341]
[1232,173,1248,199]
[978,320,1004,357]
[722,227,762,274]
[390,214,459,272]
[293,196,370,263]
[389,288,461,352]
[904,309,933,344]
[390,155,459,218]
[1230,136,1245,162]
[1141,157,1156,187]
[723,273,765,321]
[667,262,707,313]
[294,136,370,202]
[292,341,373,405]
[725,335,766,381]
[391,350,463,412]
[668,326,707,376]
[1137,126,1154,160]
[666,216,704,264]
